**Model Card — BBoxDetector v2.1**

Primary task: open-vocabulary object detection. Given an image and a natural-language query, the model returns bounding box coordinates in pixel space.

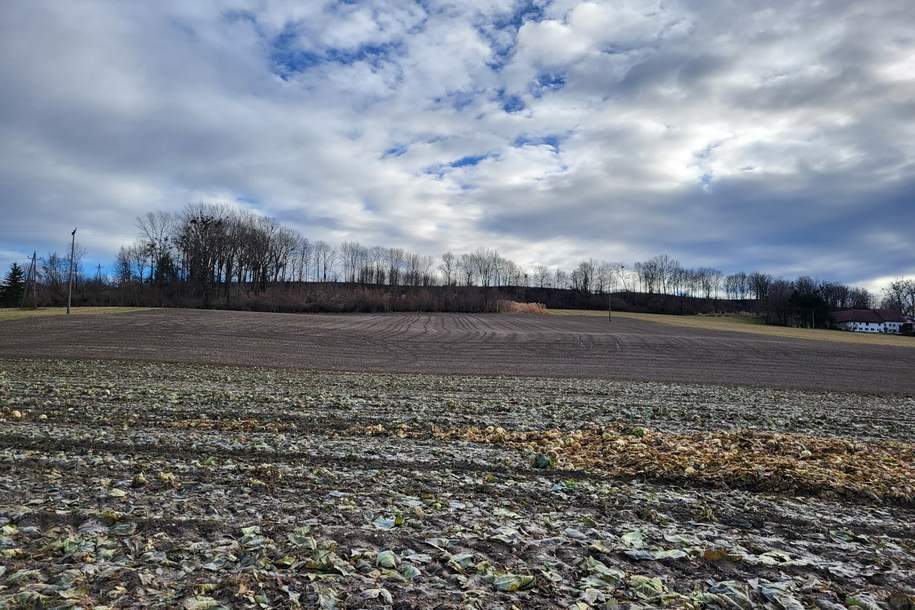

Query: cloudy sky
[1,0,914,289]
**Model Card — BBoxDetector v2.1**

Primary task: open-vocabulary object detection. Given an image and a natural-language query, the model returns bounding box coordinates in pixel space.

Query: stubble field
[1,310,914,608]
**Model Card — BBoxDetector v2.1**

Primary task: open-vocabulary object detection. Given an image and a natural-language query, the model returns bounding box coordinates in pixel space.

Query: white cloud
[1,0,914,290]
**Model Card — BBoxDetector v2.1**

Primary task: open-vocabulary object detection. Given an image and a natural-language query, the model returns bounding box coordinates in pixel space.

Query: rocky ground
[1,359,913,609]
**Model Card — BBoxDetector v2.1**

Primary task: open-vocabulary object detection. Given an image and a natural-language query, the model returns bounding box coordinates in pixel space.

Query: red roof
[834,309,905,323]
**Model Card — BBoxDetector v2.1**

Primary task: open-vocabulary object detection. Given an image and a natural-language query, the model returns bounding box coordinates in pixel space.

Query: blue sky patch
[270,27,403,79]
[492,0,545,32]
[450,154,491,168]
[422,152,495,177]
[325,41,404,67]
[481,0,545,70]
[270,27,323,78]
[502,94,525,113]
[538,72,566,88]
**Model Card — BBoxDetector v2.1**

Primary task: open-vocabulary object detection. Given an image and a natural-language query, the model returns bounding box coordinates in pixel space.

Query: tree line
[114,205,540,301]
[3,202,908,324]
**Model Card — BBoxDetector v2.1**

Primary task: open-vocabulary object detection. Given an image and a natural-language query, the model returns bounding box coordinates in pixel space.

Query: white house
[834,309,907,334]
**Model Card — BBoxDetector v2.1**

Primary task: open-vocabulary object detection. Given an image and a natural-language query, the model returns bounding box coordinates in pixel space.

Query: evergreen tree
[1,263,26,307]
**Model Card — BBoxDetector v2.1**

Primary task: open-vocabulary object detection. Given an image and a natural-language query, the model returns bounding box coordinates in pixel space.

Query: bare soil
[1,308,913,394]
[1,359,913,609]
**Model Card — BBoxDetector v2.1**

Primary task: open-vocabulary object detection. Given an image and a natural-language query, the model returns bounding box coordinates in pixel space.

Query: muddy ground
[1,309,914,394]
[1,359,913,609]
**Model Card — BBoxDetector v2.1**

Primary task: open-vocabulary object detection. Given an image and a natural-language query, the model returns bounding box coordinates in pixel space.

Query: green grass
[0,307,147,322]
[549,308,915,348]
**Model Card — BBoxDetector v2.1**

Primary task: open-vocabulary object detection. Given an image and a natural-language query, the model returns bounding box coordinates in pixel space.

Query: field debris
[496,300,547,313]
[1,358,914,608]
[344,423,915,504]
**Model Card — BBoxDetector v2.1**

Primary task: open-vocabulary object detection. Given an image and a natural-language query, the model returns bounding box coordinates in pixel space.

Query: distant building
[834,309,907,334]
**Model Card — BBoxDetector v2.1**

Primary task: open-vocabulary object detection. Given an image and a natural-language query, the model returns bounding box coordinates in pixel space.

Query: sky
[1,0,914,291]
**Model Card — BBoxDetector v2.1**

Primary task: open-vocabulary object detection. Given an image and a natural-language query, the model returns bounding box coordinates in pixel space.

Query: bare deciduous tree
[438,252,456,286]
[533,265,551,288]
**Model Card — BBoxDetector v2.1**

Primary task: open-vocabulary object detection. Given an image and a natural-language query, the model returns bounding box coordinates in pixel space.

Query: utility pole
[21,252,37,309]
[67,228,77,315]
[31,252,38,308]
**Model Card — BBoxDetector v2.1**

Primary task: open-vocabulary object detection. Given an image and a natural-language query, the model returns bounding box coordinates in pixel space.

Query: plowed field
[1,309,913,393]
[1,310,913,608]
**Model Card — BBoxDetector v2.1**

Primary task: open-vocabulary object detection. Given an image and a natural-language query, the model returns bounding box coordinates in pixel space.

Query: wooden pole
[21,252,37,309]
[31,252,38,308]
[67,228,77,315]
